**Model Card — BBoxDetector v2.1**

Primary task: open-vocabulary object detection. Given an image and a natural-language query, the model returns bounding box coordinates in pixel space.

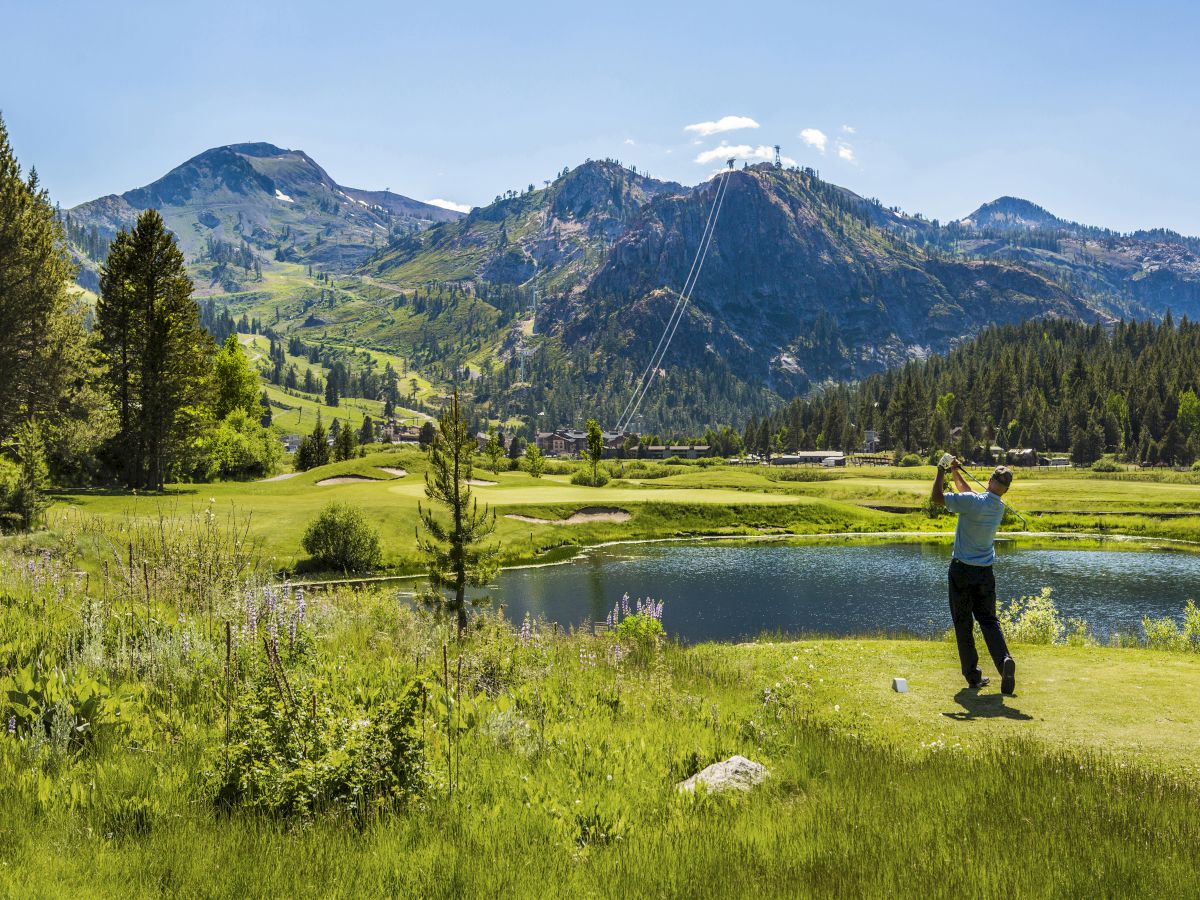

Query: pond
[482,542,1200,643]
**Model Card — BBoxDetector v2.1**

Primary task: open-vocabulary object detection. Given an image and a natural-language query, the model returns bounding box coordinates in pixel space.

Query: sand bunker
[505,507,631,526]
[376,467,407,477]
[467,478,497,486]
[259,472,300,483]
[316,474,383,486]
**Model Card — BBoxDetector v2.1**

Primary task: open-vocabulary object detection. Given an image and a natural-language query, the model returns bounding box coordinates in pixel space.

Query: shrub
[301,503,383,572]
[570,469,609,487]
[1091,459,1121,473]
[616,613,663,655]
[998,587,1064,644]
[212,669,425,819]
[899,453,923,467]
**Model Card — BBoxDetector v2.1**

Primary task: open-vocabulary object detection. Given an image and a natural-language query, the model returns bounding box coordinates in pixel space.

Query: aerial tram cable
[615,159,734,433]
[613,165,729,432]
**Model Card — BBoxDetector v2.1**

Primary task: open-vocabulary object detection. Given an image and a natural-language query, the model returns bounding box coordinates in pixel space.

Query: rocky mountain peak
[958,196,1064,231]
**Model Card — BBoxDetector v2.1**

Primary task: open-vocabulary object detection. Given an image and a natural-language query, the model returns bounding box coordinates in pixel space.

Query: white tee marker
[892,677,909,693]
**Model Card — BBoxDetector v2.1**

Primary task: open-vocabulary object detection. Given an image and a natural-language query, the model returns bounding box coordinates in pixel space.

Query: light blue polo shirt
[944,490,1006,566]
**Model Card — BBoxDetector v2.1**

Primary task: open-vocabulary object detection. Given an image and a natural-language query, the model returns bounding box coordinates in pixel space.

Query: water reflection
[482,543,1200,643]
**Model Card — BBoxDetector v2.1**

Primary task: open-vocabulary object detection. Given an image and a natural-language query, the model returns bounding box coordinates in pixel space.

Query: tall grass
[2,530,1199,897]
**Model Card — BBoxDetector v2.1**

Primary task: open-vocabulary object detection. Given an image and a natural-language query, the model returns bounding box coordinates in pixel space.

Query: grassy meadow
[3,455,1197,896]
[1,560,1198,898]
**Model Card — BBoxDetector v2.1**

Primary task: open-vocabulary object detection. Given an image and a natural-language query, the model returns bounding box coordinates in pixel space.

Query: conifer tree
[483,426,504,475]
[416,390,497,639]
[0,114,88,441]
[97,209,213,489]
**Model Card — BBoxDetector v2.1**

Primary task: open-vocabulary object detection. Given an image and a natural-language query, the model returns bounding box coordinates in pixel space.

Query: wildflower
[295,588,306,624]
[621,593,631,618]
[288,611,298,651]
[181,631,190,656]
[519,613,533,644]
[611,643,624,665]
[7,717,14,736]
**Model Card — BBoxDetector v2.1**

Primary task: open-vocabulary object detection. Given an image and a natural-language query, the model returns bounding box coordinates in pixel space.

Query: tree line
[755,316,1200,466]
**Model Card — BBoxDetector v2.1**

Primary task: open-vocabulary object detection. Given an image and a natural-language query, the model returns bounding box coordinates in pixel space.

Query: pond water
[482,542,1200,643]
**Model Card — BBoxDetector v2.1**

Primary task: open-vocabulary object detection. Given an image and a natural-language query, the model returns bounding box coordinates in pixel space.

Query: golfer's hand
[949,457,961,472]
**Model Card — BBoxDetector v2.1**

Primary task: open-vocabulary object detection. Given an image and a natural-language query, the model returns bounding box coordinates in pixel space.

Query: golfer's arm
[931,467,946,507]
[951,469,970,494]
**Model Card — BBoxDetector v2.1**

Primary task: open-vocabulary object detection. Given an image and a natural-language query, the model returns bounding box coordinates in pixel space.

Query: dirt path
[259,472,299,482]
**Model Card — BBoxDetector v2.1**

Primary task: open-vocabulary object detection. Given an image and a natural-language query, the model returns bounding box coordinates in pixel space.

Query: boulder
[676,755,769,794]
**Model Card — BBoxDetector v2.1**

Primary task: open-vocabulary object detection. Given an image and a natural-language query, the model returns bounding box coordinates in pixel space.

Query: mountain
[946,197,1200,319]
[62,142,462,291]
[533,166,1096,424]
[58,145,1200,433]
[956,196,1066,232]
[367,160,682,293]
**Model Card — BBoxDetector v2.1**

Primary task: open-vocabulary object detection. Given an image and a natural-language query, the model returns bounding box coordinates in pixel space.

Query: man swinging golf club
[931,455,1017,694]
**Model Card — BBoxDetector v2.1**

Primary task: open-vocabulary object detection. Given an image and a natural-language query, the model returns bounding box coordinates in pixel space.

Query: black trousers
[948,559,1011,685]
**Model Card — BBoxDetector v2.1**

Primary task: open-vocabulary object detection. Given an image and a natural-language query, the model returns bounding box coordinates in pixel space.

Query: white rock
[892,677,908,693]
[676,755,769,794]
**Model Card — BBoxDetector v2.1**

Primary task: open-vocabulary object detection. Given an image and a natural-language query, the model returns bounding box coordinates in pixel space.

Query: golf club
[939,453,1030,531]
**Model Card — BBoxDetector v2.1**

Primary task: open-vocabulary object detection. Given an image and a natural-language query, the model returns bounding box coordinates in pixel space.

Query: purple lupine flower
[612,643,624,665]
[7,716,15,736]
[519,613,533,644]
[181,631,190,656]
[295,588,306,624]
[288,611,298,651]
[621,593,631,618]
[245,590,258,641]
[264,586,278,644]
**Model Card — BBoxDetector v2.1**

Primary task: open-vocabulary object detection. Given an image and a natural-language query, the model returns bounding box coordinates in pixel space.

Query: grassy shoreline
[40,451,1200,579]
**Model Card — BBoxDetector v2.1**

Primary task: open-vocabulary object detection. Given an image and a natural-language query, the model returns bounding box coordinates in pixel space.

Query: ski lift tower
[774,145,782,169]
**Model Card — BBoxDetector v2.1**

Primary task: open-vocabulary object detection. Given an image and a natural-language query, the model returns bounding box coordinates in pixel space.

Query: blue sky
[4,0,1199,233]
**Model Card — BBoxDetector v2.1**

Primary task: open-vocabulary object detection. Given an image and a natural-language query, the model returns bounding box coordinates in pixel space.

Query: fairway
[49,454,1200,574]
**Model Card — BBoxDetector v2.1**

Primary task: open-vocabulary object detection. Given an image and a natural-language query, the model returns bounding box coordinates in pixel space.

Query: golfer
[931,457,1017,694]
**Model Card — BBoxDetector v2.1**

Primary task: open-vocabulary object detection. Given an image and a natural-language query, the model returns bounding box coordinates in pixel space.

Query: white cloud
[426,198,472,213]
[694,142,797,167]
[684,115,760,137]
[799,128,828,153]
[695,143,751,165]
[624,138,636,146]
[837,142,856,163]
[841,124,856,134]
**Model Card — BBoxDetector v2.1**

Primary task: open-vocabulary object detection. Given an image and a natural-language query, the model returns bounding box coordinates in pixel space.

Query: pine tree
[585,418,603,483]
[97,209,213,489]
[416,390,498,639]
[311,414,330,468]
[0,114,88,441]
[334,422,355,462]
